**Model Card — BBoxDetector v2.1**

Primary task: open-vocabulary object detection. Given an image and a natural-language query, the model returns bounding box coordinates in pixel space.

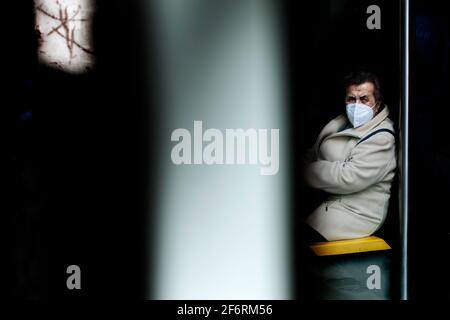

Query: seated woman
[303,71,397,241]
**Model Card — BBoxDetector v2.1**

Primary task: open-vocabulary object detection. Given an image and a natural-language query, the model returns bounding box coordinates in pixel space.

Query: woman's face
[345,82,380,114]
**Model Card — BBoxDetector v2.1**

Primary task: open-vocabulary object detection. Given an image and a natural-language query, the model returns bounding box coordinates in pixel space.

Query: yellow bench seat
[310,236,391,256]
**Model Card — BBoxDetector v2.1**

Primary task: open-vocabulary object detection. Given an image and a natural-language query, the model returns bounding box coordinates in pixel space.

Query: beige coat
[304,105,397,241]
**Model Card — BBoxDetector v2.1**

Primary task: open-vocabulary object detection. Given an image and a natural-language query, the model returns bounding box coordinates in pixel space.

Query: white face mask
[346,102,376,128]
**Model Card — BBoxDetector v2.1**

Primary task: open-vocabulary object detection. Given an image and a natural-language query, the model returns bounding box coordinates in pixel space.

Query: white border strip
[401,0,410,300]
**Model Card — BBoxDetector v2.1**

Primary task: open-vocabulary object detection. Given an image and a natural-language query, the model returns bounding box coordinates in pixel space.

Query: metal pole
[400,0,410,300]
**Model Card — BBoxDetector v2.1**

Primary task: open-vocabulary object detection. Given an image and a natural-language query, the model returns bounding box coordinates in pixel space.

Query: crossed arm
[304,134,396,194]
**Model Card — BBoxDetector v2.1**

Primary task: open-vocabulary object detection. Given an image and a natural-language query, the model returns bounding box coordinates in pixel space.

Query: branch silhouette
[36,1,93,59]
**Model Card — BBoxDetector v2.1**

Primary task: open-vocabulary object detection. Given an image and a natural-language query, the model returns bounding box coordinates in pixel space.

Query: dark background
[8,0,450,299]
[8,0,154,298]
[408,0,450,301]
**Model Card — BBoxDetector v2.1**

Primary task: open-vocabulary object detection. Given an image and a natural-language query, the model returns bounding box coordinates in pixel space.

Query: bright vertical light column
[148,0,292,299]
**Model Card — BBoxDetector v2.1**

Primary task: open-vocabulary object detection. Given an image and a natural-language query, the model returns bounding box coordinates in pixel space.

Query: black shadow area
[10,0,157,298]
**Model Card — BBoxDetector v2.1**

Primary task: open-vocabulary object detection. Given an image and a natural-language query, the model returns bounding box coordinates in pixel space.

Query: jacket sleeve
[304,133,396,194]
